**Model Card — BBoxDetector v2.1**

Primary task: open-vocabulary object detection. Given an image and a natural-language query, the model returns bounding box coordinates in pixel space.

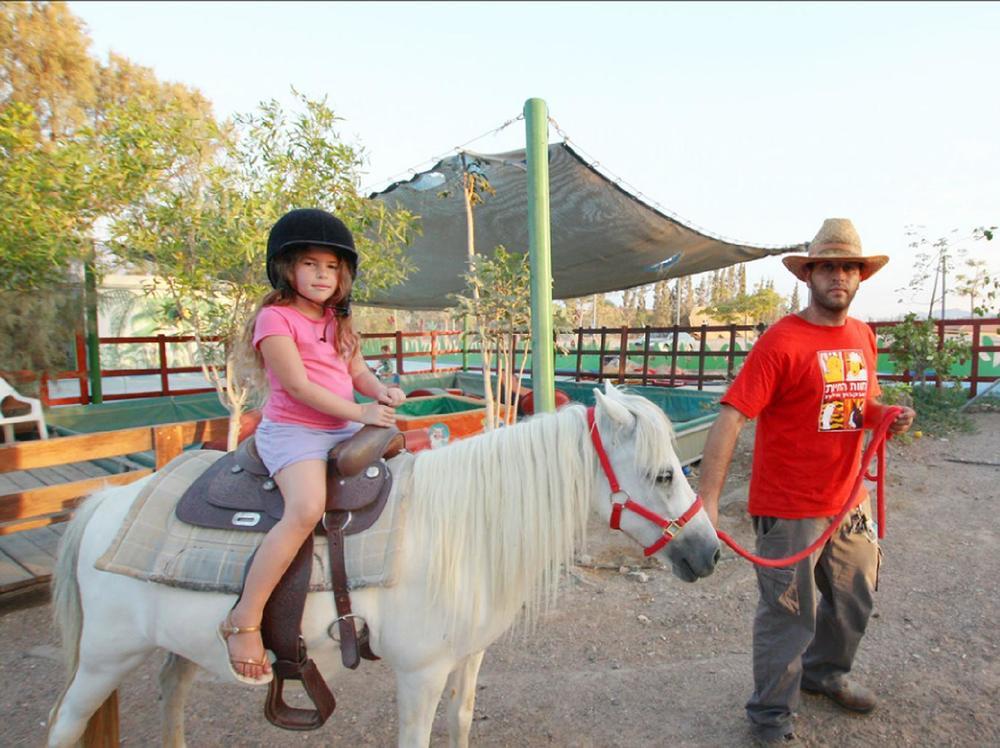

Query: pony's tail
[51,491,107,681]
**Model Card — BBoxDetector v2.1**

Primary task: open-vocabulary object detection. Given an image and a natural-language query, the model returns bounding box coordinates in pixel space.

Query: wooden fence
[557,319,1000,394]
[7,318,1000,407]
[0,416,230,746]
[0,417,229,536]
[868,317,1000,396]
[561,323,760,390]
[24,330,465,407]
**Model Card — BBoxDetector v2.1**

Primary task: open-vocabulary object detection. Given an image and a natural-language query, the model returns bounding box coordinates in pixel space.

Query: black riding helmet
[265,208,359,288]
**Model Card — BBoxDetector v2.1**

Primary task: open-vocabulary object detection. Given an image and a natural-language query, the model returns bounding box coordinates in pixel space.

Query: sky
[68,1,999,321]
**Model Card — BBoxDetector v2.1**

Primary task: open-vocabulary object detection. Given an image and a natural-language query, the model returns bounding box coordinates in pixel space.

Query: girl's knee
[282,499,326,533]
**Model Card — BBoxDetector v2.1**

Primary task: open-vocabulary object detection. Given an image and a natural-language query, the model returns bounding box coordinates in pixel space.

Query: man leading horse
[698,218,916,745]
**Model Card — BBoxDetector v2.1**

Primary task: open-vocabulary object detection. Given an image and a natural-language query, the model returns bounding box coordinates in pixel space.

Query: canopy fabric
[367,142,802,310]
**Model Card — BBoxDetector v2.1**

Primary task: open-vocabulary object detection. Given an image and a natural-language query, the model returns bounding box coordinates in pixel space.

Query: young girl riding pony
[221,208,405,684]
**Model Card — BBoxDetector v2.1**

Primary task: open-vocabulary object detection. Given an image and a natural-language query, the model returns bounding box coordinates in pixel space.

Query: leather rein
[587,406,703,557]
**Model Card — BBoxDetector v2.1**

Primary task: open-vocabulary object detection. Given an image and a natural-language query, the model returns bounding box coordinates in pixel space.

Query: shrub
[881,313,970,387]
[880,381,974,441]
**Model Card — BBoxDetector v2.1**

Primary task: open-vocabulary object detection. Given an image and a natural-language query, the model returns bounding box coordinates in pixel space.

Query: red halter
[587,406,704,557]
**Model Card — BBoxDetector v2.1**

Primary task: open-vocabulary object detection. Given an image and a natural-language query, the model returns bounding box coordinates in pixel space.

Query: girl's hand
[378,386,406,407]
[359,401,396,428]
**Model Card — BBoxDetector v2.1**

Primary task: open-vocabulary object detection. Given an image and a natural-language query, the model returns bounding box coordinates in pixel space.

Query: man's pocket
[755,565,799,616]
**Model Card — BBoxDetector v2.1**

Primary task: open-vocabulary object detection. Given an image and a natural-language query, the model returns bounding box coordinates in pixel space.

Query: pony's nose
[713,547,722,566]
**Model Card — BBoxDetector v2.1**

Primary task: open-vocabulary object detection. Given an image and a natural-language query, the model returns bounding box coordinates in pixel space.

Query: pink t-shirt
[252,305,355,429]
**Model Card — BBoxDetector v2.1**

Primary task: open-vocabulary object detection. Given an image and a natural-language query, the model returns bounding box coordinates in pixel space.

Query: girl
[221,208,405,684]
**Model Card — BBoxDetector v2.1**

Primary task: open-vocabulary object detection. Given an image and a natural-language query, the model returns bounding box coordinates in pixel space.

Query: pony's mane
[408,389,676,634]
[410,404,592,631]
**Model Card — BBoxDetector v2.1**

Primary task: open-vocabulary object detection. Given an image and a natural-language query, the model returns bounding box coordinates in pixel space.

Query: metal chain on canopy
[364,113,525,195]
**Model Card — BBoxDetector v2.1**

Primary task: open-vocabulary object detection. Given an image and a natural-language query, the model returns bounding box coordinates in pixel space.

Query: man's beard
[811,285,857,312]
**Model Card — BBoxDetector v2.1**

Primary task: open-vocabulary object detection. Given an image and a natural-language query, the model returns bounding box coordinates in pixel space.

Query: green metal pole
[84,249,103,404]
[524,98,555,413]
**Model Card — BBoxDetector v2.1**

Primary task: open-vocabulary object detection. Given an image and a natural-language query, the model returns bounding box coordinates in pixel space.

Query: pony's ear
[594,388,636,432]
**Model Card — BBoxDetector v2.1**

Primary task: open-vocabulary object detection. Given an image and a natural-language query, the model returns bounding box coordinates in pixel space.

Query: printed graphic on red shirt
[817,349,867,432]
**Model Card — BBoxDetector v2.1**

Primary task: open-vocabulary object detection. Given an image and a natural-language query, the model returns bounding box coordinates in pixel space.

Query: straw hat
[782,218,889,281]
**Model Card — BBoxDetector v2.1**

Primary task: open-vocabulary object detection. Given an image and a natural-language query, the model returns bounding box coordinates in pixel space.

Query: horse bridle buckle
[662,521,682,538]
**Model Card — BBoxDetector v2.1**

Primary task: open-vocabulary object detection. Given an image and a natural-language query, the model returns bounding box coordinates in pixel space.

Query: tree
[897,225,979,318]
[680,276,695,325]
[745,283,785,325]
[968,226,998,317]
[559,297,587,328]
[110,94,420,448]
[651,280,674,326]
[954,258,990,317]
[0,1,219,380]
[705,284,785,326]
[789,283,801,314]
[0,1,96,144]
[452,246,532,430]
[703,281,786,344]
[882,313,970,388]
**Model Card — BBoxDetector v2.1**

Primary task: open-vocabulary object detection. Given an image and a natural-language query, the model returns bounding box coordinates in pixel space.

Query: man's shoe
[802,679,877,713]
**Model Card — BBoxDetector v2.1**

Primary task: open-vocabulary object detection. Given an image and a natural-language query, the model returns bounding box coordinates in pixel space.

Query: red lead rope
[715,406,902,568]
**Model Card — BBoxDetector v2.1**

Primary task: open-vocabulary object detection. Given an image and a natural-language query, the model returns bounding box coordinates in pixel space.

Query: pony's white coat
[47,387,720,747]
[412,404,594,634]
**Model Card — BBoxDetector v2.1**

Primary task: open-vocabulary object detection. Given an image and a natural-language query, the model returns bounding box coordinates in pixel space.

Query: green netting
[549,381,719,424]
[452,373,718,427]
[396,372,459,391]
[45,392,228,433]
[396,395,483,418]
[354,372,459,404]
[44,393,230,470]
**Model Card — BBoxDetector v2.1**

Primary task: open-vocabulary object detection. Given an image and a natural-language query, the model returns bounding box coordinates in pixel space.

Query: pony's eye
[654,469,673,485]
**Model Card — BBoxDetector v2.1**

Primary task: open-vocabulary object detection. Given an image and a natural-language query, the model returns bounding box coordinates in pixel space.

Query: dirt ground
[2,413,998,747]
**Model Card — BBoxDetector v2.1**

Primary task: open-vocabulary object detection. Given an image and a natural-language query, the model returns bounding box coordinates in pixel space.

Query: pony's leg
[395,662,453,747]
[47,652,148,748]
[444,650,486,748]
[159,653,199,748]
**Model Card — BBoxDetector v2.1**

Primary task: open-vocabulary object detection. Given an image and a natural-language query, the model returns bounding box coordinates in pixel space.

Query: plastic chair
[0,376,48,443]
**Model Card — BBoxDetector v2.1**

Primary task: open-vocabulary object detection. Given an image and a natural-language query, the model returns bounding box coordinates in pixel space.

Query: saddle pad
[95,449,413,594]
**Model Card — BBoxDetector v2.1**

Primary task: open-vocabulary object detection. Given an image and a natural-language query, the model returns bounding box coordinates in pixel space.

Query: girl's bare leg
[224,459,327,679]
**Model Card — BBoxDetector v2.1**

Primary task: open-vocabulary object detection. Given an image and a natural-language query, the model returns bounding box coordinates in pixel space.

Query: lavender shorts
[255,418,362,476]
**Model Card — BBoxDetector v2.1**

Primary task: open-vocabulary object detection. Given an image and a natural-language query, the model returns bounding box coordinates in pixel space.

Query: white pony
[47,386,721,747]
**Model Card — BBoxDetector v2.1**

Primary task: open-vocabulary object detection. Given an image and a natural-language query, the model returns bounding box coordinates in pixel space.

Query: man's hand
[378,386,406,407]
[889,405,916,435]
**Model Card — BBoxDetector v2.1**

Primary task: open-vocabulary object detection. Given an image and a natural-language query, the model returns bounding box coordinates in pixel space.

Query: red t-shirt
[720,314,881,519]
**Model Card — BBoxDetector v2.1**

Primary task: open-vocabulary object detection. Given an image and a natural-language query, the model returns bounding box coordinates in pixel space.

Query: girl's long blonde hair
[233,246,360,396]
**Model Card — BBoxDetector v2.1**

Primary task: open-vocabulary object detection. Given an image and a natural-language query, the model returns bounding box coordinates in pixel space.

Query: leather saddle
[176,424,405,731]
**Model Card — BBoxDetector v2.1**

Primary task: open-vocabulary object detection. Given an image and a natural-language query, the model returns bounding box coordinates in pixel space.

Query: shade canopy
[367,142,801,310]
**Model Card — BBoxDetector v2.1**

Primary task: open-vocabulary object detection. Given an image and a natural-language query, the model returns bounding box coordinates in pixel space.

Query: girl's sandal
[218,613,273,685]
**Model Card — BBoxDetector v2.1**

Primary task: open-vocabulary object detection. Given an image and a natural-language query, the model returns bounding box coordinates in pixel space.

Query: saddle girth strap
[261,537,336,730]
